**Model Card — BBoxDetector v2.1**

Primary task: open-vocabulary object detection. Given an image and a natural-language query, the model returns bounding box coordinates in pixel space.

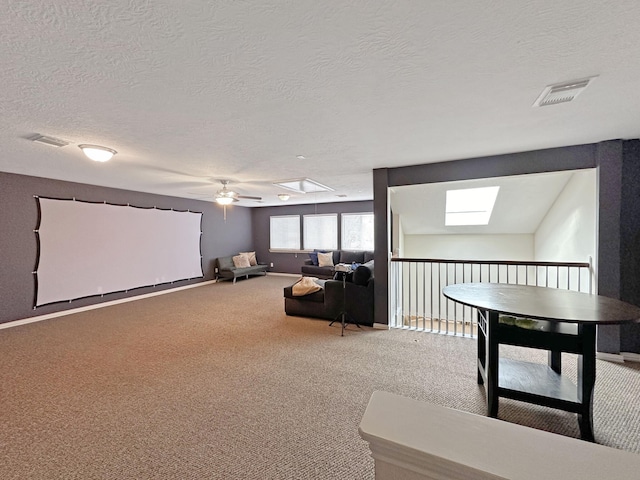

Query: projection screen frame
[33,195,204,309]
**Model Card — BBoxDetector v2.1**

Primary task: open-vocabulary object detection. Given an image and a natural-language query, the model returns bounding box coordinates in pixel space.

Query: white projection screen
[35,198,203,307]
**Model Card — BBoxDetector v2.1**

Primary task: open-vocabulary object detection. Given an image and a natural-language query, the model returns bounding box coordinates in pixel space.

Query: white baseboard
[0,280,217,330]
[596,352,625,363]
[266,272,301,278]
[596,351,640,363]
[621,352,640,363]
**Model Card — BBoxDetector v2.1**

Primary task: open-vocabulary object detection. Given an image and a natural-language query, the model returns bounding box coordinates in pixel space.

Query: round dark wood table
[443,282,640,442]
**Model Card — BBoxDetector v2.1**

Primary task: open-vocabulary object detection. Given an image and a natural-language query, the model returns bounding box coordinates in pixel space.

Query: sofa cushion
[318,251,334,267]
[217,255,235,271]
[364,251,374,263]
[301,265,334,278]
[353,260,374,286]
[340,251,364,264]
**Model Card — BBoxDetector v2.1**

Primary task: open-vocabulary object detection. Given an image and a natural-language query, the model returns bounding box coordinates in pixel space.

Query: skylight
[445,186,500,226]
[273,178,334,194]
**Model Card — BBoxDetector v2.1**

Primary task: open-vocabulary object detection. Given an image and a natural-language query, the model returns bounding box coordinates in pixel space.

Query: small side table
[330,265,358,336]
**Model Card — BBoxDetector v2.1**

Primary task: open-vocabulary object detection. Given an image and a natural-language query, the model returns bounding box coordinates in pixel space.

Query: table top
[442,283,640,324]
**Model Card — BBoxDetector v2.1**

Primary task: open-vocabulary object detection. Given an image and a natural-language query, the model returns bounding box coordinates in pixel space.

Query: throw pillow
[308,252,319,266]
[240,251,257,266]
[232,254,251,268]
[317,251,334,267]
[292,277,322,296]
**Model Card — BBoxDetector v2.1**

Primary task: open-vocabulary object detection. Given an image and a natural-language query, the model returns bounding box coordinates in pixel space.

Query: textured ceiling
[1,1,640,207]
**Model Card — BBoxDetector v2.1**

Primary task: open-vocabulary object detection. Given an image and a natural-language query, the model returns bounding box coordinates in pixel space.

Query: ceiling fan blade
[238,195,262,200]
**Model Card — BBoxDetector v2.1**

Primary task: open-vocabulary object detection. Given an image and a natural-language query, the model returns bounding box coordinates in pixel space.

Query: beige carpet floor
[1,275,639,479]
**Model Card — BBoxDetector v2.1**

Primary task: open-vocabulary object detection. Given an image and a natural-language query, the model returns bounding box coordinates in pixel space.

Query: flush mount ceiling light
[533,76,597,107]
[278,194,290,201]
[445,186,500,226]
[273,178,334,194]
[78,144,117,162]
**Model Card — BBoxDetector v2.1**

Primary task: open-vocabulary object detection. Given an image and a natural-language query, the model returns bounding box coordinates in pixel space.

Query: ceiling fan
[214,180,262,221]
[214,180,262,205]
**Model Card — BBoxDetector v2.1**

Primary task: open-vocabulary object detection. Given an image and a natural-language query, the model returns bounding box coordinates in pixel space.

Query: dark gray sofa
[301,250,374,278]
[216,255,268,283]
[285,260,374,326]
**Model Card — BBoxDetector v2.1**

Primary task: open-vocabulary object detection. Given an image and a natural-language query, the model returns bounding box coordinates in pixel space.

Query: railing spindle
[389,258,590,338]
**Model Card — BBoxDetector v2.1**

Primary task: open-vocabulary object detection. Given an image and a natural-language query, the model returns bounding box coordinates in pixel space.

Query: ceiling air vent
[29,134,69,147]
[533,77,596,107]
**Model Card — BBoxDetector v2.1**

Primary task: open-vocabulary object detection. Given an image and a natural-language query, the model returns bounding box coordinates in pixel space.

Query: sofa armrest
[323,280,345,319]
[324,279,343,295]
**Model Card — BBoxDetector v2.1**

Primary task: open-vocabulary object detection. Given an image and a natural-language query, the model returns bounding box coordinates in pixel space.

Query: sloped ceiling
[1,1,639,206]
[391,170,576,235]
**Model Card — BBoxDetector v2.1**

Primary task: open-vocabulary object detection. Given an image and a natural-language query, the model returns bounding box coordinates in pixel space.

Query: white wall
[535,169,596,263]
[534,169,596,292]
[392,213,404,257]
[404,234,534,260]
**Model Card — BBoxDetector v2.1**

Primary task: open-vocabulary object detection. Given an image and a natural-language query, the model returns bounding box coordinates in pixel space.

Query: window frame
[302,213,338,251]
[340,212,374,251]
[269,214,301,251]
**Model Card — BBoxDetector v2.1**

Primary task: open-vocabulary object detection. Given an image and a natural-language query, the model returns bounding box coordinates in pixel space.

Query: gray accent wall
[251,200,373,274]
[0,171,253,324]
[620,140,640,353]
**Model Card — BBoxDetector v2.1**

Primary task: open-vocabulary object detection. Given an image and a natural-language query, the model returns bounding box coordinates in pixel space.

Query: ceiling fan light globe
[215,196,234,205]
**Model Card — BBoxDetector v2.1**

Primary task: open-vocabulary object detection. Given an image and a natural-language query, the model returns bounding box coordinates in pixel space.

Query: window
[270,215,300,250]
[303,214,337,250]
[341,213,374,250]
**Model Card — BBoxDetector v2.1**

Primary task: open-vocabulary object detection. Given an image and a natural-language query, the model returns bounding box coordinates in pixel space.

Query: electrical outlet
[270,262,274,267]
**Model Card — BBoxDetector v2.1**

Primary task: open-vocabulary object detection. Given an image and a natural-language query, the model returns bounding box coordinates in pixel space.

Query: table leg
[547,322,562,374]
[477,310,486,385]
[548,350,562,374]
[486,311,499,418]
[577,324,596,442]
